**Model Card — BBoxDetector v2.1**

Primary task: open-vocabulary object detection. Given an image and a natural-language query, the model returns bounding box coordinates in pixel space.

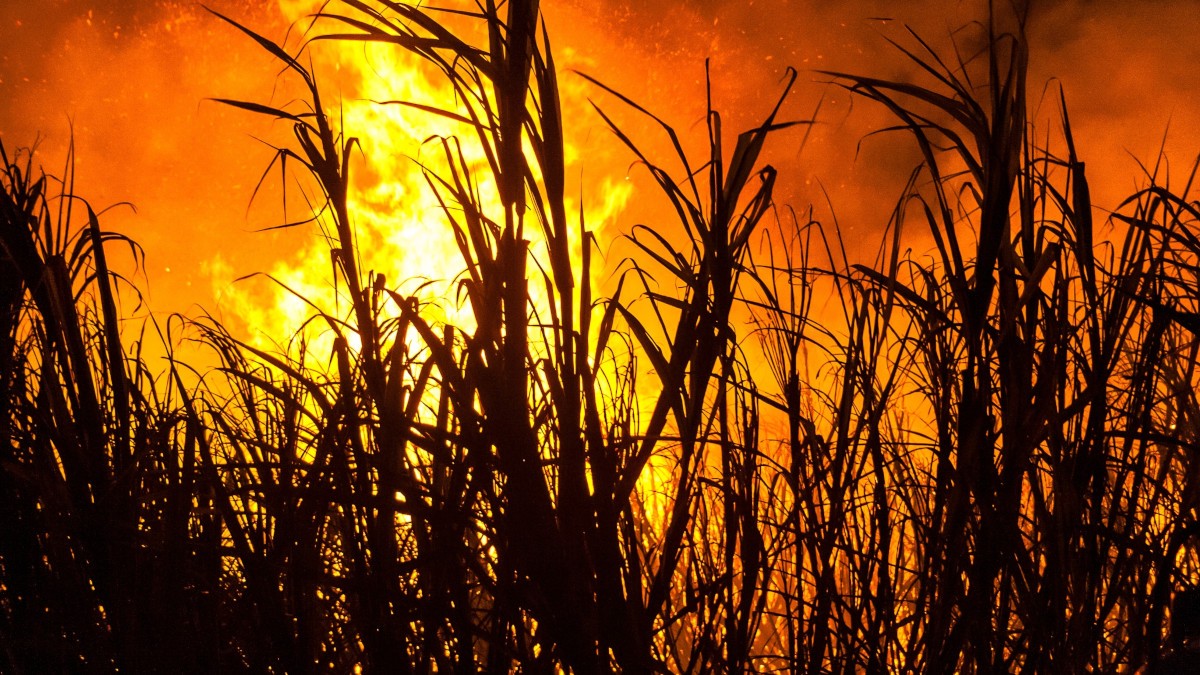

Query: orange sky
[1,0,1197,333]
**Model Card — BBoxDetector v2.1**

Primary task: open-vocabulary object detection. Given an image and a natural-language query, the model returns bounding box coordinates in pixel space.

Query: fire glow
[4,1,1200,673]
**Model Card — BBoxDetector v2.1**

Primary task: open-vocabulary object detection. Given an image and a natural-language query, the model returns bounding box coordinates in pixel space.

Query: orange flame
[208,1,632,353]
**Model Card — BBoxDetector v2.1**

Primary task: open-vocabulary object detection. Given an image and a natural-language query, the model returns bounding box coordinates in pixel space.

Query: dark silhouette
[1,1,1197,672]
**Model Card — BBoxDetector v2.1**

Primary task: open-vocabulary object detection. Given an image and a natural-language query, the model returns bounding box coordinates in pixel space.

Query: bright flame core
[210,2,632,352]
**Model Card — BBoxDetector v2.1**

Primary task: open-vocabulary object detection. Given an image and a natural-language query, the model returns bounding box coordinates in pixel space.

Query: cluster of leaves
[2,1,1200,673]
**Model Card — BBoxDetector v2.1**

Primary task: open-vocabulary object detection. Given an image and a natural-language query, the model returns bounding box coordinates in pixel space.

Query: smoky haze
[552,0,1200,251]
[0,0,1196,316]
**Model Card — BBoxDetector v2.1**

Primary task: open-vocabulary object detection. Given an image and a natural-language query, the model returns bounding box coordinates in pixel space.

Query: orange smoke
[2,1,1199,433]
[5,1,1197,328]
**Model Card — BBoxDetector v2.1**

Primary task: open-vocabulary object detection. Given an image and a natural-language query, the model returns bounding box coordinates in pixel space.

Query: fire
[9,1,1200,672]
[209,0,632,353]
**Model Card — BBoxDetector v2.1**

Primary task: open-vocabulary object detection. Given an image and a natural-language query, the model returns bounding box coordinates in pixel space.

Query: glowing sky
[1,0,1197,328]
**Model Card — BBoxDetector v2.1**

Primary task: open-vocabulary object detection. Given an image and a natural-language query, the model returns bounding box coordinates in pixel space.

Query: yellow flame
[209,2,631,357]
[200,1,695,502]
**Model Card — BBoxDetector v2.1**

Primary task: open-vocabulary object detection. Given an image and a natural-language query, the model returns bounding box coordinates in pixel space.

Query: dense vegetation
[2,1,1199,672]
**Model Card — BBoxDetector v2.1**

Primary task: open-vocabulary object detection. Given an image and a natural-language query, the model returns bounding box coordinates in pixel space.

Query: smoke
[0,1,301,317]
[550,0,1199,253]
[1,0,1196,316]
[1029,1,1200,193]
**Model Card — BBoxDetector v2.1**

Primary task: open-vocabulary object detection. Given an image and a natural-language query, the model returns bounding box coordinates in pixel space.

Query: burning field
[2,0,1200,671]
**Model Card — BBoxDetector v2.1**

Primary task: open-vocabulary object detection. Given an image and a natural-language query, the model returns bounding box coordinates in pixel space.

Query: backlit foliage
[1,2,1199,673]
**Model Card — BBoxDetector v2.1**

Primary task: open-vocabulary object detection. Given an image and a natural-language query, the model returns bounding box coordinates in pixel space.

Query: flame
[208,1,632,355]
